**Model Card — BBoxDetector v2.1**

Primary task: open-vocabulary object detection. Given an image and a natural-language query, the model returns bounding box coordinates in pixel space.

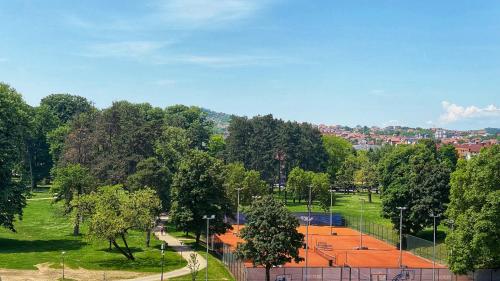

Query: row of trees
[2,83,497,272]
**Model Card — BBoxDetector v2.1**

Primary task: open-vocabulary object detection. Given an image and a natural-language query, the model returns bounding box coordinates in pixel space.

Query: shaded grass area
[165,224,235,281]
[0,188,186,272]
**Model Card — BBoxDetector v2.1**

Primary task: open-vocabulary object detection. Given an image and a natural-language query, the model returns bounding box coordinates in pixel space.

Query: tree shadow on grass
[0,238,87,253]
[96,256,182,271]
[98,246,144,254]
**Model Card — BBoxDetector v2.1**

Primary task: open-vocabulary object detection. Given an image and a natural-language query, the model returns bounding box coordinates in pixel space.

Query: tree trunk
[121,234,135,260]
[27,147,36,191]
[109,239,112,250]
[112,240,134,260]
[73,218,80,236]
[195,232,201,245]
[368,190,372,203]
[146,229,151,247]
[265,265,271,281]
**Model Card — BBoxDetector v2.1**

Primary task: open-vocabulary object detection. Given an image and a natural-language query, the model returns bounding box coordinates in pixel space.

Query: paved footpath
[118,230,207,281]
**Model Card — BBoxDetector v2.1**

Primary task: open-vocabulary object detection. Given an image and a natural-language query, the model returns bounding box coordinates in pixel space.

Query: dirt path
[0,263,148,281]
[116,230,207,281]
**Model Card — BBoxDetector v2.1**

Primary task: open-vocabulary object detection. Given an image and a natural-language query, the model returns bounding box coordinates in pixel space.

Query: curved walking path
[118,230,207,281]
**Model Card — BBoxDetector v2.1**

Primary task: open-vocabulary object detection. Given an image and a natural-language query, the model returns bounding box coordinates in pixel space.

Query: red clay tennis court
[216,225,445,269]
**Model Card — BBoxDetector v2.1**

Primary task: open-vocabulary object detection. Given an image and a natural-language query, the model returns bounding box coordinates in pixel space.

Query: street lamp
[356,199,368,250]
[329,189,337,235]
[203,215,215,281]
[430,212,441,281]
[396,207,407,268]
[61,251,66,280]
[160,242,167,281]
[235,187,243,235]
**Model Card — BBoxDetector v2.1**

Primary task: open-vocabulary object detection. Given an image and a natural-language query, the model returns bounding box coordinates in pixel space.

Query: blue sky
[1,0,499,130]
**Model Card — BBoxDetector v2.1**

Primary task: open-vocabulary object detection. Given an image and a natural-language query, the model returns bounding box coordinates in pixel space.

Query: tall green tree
[164,105,213,150]
[40,93,94,123]
[51,164,95,235]
[155,126,190,173]
[445,145,500,273]
[24,105,60,189]
[207,134,226,160]
[170,150,232,244]
[322,135,353,182]
[127,157,171,211]
[354,151,379,202]
[236,196,304,281]
[0,83,31,231]
[287,167,311,203]
[78,185,161,260]
[379,144,451,234]
[224,162,267,206]
[226,115,327,186]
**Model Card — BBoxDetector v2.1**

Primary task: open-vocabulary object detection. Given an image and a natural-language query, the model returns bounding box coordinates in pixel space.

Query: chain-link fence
[343,215,400,247]
[405,234,447,265]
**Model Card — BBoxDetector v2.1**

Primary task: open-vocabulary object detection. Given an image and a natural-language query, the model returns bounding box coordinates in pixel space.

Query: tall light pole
[304,184,313,281]
[329,189,336,235]
[236,187,243,235]
[356,199,367,250]
[397,207,407,268]
[160,242,166,281]
[203,215,215,281]
[431,212,441,281]
[61,251,66,280]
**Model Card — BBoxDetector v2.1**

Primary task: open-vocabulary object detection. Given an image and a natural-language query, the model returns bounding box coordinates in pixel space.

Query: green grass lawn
[280,191,392,226]
[279,191,448,242]
[0,188,186,272]
[165,224,235,281]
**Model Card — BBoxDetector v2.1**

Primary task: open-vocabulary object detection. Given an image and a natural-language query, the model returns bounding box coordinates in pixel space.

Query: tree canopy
[169,150,232,244]
[445,145,500,273]
[0,83,31,231]
[236,195,304,281]
[379,143,451,234]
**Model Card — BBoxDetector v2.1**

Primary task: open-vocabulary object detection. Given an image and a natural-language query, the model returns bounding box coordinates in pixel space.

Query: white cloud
[155,0,268,26]
[439,101,500,124]
[83,41,170,58]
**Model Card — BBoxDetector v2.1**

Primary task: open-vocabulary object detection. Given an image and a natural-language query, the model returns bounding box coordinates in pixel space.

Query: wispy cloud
[154,0,269,27]
[439,101,500,124]
[155,54,286,67]
[82,41,170,58]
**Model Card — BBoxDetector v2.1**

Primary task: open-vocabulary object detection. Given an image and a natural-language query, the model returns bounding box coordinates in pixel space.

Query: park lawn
[165,224,235,281]
[281,192,393,226]
[0,190,186,272]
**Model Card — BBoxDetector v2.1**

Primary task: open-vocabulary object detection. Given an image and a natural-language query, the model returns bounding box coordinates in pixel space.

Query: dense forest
[1,82,498,272]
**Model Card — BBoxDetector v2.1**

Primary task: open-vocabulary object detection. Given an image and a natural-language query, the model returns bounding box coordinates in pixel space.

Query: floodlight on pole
[302,184,313,281]
[396,207,407,268]
[235,187,243,235]
[430,212,441,281]
[329,189,337,235]
[203,215,215,281]
[356,199,368,250]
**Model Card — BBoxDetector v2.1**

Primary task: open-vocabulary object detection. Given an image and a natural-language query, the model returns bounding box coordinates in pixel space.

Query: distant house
[454,143,490,160]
